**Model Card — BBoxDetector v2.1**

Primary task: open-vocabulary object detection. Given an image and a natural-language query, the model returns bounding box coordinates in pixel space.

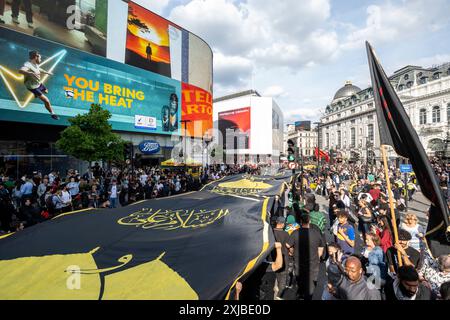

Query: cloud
[134,0,171,15]
[169,0,339,90]
[283,107,324,124]
[341,0,450,50]
[212,51,253,95]
[263,85,287,98]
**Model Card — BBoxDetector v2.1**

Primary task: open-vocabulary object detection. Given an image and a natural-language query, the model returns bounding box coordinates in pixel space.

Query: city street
[0,0,448,307]
[311,190,431,300]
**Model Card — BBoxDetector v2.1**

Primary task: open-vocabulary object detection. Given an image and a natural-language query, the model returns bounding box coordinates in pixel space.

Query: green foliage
[56,104,127,162]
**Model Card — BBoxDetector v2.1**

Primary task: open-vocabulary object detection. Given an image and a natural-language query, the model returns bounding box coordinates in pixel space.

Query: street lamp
[366,139,373,179]
[180,120,192,171]
[313,122,323,178]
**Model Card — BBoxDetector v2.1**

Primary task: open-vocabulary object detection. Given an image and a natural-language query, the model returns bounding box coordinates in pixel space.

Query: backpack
[45,195,55,211]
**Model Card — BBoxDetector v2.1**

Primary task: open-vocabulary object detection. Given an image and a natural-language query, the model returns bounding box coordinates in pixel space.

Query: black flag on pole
[366,41,449,255]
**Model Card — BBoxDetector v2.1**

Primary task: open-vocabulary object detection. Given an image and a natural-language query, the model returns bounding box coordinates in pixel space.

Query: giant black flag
[0,174,289,300]
[366,42,449,255]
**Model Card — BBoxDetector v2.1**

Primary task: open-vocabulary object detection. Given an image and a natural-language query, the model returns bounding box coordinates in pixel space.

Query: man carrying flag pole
[366,41,450,257]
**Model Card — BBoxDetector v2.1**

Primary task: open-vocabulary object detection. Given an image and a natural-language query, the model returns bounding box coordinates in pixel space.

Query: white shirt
[110,185,118,198]
[60,190,72,205]
[140,174,148,185]
[341,194,351,208]
[21,61,41,89]
[358,193,373,203]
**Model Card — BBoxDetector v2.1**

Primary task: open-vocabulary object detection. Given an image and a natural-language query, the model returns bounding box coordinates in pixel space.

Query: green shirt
[309,210,326,233]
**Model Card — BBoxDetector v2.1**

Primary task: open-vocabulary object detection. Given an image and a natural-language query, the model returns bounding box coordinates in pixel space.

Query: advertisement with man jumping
[0,27,181,135]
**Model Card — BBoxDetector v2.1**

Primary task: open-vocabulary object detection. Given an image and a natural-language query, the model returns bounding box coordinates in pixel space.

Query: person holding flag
[366,41,449,258]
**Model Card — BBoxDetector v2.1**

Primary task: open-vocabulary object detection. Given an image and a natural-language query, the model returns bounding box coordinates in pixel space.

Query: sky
[147,0,450,126]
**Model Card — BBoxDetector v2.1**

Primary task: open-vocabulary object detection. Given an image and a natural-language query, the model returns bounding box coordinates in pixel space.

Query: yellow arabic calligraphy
[117,208,230,230]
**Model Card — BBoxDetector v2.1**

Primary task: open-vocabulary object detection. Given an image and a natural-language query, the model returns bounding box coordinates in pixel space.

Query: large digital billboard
[0,28,181,135]
[124,1,213,138]
[218,107,251,150]
[125,1,181,80]
[181,83,213,138]
[0,0,108,57]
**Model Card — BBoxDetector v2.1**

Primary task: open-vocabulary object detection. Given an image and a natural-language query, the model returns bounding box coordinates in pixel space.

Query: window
[360,128,363,136]
[419,77,428,85]
[337,131,341,148]
[368,124,374,142]
[351,119,356,124]
[447,68,450,76]
[351,109,355,114]
[368,115,374,120]
[398,84,404,91]
[419,109,427,125]
[433,72,440,80]
[447,103,450,123]
[432,106,441,123]
[406,81,413,88]
[404,74,409,80]
[351,128,356,148]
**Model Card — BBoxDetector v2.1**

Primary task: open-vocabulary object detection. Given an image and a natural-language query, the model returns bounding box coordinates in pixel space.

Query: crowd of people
[236,161,450,301]
[0,163,257,234]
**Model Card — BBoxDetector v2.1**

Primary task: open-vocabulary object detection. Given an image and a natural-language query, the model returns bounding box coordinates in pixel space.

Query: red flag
[315,147,330,162]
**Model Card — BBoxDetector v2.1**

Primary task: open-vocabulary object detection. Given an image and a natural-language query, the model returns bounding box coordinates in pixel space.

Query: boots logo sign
[139,141,160,155]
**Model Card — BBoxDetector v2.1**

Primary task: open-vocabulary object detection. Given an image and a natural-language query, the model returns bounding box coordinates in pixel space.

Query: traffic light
[287,139,295,162]
[134,153,142,166]
[124,143,133,160]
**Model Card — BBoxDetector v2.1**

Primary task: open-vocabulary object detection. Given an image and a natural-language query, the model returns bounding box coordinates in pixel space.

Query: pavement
[309,191,430,300]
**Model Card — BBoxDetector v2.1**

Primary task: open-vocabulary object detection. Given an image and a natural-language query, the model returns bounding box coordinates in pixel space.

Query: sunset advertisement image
[125,1,177,78]
[182,83,213,138]
[218,107,251,150]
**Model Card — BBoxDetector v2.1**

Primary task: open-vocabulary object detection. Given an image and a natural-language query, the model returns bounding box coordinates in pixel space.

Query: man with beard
[384,265,434,300]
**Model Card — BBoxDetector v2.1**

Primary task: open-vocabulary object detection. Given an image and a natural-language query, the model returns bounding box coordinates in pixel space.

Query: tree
[56,104,127,163]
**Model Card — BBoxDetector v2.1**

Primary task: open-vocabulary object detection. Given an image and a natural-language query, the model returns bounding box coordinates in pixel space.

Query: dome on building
[332,81,362,102]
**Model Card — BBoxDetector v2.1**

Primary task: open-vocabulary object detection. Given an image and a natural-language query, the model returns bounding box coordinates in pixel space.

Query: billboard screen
[181,83,213,138]
[125,1,213,138]
[0,0,108,57]
[295,121,311,131]
[218,107,251,150]
[125,2,180,79]
[0,28,181,135]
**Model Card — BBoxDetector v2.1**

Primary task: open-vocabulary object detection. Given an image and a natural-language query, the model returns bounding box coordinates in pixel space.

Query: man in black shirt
[386,229,421,273]
[238,242,283,300]
[384,266,434,300]
[273,216,291,298]
[287,213,325,300]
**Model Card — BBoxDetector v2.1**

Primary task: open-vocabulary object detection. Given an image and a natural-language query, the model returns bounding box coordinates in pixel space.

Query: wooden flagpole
[381,145,402,267]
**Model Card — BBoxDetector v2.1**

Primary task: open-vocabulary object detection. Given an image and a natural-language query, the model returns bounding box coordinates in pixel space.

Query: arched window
[419,109,427,125]
[404,74,409,80]
[406,81,413,88]
[432,106,441,123]
[447,103,450,123]
[398,84,404,91]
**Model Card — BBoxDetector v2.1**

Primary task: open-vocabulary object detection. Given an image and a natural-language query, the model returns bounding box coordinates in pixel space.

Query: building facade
[284,124,318,159]
[213,90,284,165]
[320,63,450,164]
[0,2,213,178]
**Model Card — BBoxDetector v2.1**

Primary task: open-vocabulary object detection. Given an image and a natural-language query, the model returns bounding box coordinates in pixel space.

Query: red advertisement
[218,107,251,149]
[181,83,213,138]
